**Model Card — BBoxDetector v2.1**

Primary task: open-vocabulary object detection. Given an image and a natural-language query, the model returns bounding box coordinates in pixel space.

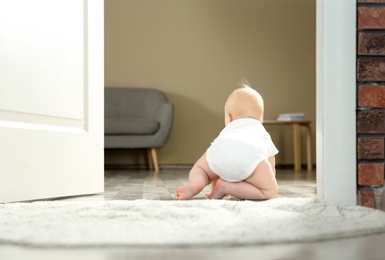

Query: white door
[0,0,104,203]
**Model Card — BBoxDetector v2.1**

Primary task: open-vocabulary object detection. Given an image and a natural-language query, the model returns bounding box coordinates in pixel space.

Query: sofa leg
[147,149,154,170]
[150,148,159,172]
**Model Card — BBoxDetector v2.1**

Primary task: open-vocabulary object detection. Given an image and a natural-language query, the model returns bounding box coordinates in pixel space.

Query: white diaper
[206,118,278,182]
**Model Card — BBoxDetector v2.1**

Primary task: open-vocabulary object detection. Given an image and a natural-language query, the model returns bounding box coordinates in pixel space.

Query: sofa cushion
[105,119,159,135]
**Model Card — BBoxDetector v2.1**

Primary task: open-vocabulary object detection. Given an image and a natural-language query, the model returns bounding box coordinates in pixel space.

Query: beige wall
[104,0,316,166]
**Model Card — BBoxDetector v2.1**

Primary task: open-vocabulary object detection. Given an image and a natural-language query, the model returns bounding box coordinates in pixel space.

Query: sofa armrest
[153,102,174,147]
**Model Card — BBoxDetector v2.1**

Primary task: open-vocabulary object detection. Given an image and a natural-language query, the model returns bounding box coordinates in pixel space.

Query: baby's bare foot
[205,191,231,200]
[222,194,231,200]
[175,182,204,200]
[206,178,228,199]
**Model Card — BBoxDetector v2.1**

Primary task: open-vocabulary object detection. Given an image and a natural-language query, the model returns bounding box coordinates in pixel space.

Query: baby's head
[224,83,264,125]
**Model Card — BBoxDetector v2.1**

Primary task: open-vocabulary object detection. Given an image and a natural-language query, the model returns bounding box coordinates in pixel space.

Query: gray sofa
[104,87,174,171]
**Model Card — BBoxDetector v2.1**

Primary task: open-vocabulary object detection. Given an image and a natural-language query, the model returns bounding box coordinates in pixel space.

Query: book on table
[277,113,304,121]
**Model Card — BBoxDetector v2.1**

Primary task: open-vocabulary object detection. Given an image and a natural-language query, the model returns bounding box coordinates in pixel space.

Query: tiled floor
[2,168,385,260]
[63,167,316,202]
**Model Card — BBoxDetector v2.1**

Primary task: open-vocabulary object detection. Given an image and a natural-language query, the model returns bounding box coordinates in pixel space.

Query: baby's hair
[225,79,264,122]
[238,78,251,89]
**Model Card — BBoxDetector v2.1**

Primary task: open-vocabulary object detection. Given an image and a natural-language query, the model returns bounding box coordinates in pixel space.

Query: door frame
[316,0,357,205]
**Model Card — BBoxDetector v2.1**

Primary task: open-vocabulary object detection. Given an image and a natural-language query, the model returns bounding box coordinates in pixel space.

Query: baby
[175,83,278,200]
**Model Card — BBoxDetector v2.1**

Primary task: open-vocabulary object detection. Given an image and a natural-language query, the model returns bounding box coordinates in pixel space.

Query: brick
[358,7,385,30]
[358,85,385,108]
[358,163,384,186]
[357,110,385,133]
[358,190,375,209]
[357,137,385,159]
[358,33,385,56]
[357,59,385,81]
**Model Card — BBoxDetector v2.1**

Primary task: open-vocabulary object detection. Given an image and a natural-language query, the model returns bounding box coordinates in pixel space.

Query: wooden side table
[263,120,313,171]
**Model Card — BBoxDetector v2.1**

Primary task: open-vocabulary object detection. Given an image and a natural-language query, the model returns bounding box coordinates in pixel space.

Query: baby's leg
[176,153,218,200]
[205,180,231,200]
[204,180,217,198]
[206,160,277,200]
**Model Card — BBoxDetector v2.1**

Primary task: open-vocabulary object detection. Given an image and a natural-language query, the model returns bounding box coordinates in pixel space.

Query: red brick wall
[357,0,385,208]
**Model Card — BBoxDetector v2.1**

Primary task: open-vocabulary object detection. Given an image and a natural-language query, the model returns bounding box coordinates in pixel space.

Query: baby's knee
[264,183,278,199]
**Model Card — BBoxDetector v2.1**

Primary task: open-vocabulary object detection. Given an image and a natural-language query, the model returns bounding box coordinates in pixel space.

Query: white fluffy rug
[1,198,385,247]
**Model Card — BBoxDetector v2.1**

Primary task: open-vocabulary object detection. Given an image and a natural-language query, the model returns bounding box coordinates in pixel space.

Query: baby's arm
[268,156,276,175]
[175,152,218,200]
